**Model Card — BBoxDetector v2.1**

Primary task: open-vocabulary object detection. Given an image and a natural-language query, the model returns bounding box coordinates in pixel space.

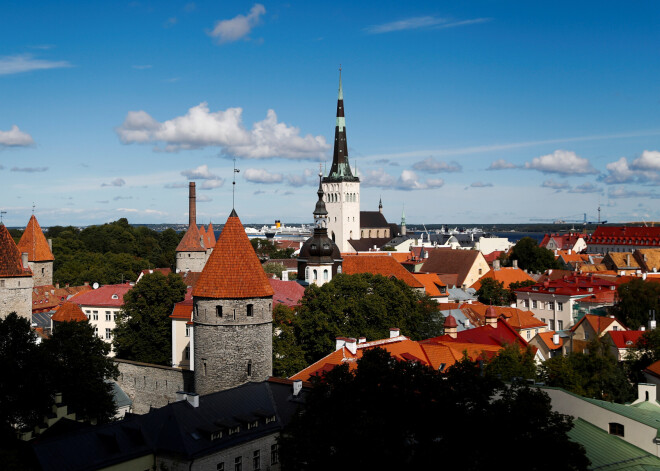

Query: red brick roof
[607,330,644,349]
[170,298,193,319]
[536,331,563,350]
[175,223,205,252]
[17,215,54,262]
[192,211,274,299]
[470,267,535,290]
[587,226,660,247]
[0,224,32,278]
[70,283,132,307]
[342,255,424,289]
[32,284,93,313]
[269,279,305,307]
[206,223,216,249]
[516,274,617,297]
[423,318,527,347]
[51,302,88,322]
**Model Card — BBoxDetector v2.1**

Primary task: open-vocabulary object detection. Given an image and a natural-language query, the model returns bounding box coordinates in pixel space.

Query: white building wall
[516,292,584,330]
[81,304,121,356]
[323,180,360,253]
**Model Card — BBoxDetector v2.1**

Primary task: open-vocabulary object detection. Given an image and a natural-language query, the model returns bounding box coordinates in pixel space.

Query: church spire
[314,172,328,228]
[325,67,358,182]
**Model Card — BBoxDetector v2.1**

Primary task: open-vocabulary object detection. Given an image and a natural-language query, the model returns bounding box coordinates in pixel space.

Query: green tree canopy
[484,343,537,382]
[624,328,660,383]
[250,238,295,260]
[510,237,561,273]
[610,278,660,330]
[272,304,307,378]
[279,348,588,470]
[293,273,443,364]
[476,277,512,305]
[113,272,187,365]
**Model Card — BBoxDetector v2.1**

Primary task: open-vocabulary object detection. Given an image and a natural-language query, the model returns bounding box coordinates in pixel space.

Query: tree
[610,278,660,329]
[293,273,443,364]
[113,272,187,365]
[43,320,119,423]
[510,237,560,273]
[476,278,512,305]
[272,304,307,377]
[624,328,660,383]
[484,343,537,382]
[539,337,634,403]
[263,261,284,279]
[279,348,588,470]
[508,279,536,302]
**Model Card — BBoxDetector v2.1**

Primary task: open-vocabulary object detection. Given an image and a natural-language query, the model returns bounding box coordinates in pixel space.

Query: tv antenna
[232,157,240,210]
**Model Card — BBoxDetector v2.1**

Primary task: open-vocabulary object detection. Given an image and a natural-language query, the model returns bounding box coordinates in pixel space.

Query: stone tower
[17,215,54,286]
[323,70,360,252]
[298,173,342,286]
[192,209,274,395]
[176,182,207,273]
[401,206,407,236]
[0,223,33,321]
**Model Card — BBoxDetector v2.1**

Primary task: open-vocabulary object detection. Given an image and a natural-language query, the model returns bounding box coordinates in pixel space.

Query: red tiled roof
[587,226,660,247]
[412,273,448,297]
[423,318,527,347]
[32,284,93,313]
[644,360,660,379]
[607,330,644,349]
[0,224,32,278]
[413,247,484,288]
[461,304,545,330]
[470,267,535,290]
[170,298,193,319]
[175,223,205,252]
[571,314,623,334]
[483,251,504,263]
[17,215,54,262]
[342,255,424,289]
[192,211,274,299]
[269,278,305,307]
[536,331,563,350]
[70,283,132,307]
[275,239,301,250]
[540,233,586,250]
[206,223,216,249]
[51,302,88,322]
[516,274,617,297]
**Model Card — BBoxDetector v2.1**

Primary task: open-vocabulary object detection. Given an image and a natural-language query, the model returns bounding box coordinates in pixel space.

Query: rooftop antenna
[232,157,240,210]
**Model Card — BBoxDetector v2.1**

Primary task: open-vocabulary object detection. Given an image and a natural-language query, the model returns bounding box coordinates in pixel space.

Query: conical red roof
[206,223,216,248]
[51,302,88,322]
[192,211,274,299]
[0,224,32,278]
[175,223,206,252]
[17,215,54,262]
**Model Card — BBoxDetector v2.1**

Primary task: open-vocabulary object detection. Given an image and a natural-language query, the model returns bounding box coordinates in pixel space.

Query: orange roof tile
[470,267,535,290]
[192,211,274,299]
[32,284,93,313]
[571,314,622,334]
[175,223,205,252]
[51,302,88,322]
[413,273,448,297]
[536,331,563,350]
[460,304,545,329]
[0,224,32,278]
[644,359,660,379]
[342,255,424,289]
[170,299,193,319]
[206,223,216,248]
[17,215,54,262]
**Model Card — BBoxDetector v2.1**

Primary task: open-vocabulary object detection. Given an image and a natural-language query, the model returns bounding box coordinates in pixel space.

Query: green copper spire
[324,67,358,183]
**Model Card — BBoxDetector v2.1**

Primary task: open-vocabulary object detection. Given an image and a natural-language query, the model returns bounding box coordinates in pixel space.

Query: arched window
[324,269,329,281]
[313,269,318,281]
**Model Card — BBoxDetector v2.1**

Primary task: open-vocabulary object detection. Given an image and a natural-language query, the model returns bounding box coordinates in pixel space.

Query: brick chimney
[389,327,400,338]
[444,315,458,338]
[189,182,196,228]
[485,305,498,327]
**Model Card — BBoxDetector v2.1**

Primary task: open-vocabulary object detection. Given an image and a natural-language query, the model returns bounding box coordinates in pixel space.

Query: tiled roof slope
[269,278,305,307]
[587,226,660,246]
[0,224,32,278]
[193,211,274,299]
[32,285,93,313]
[536,331,563,350]
[470,267,534,290]
[51,302,88,322]
[17,215,54,261]
[70,283,132,307]
[571,314,622,334]
[342,255,424,288]
[175,223,205,252]
[412,273,448,297]
[206,223,216,248]
[414,248,481,288]
[607,330,644,348]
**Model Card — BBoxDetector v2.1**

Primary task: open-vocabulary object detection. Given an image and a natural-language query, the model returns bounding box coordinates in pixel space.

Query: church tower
[298,173,342,286]
[192,209,274,395]
[322,69,360,252]
[17,215,54,286]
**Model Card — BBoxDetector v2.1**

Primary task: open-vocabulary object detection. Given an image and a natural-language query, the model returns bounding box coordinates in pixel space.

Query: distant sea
[492,232,545,244]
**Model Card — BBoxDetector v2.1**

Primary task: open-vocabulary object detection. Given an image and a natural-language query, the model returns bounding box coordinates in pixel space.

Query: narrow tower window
[247,360,252,377]
[247,304,254,317]
[216,306,223,317]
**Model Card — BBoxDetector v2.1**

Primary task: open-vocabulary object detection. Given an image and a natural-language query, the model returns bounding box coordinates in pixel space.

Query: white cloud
[0,125,35,147]
[101,178,126,187]
[196,194,212,202]
[600,156,659,184]
[286,168,316,187]
[524,150,597,175]
[608,186,660,199]
[199,179,224,190]
[487,159,517,170]
[0,54,71,76]
[11,166,47,173]
[397,170,444,191]
[470,182,493,188]
[365,16,489,34]
[359,168,444,190]
[541,179,570,191]
[359,168,396,188]
[116,103,329,159]
[569,182,602,194]
[412,157,462,173]
[181,164,220,180]
[209,4,265,43]
[244,168,283,184]
[631,150,660,171]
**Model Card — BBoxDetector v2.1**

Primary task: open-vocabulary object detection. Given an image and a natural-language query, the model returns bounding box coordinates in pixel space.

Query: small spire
[338,64,343,100]
[232,158,240,210]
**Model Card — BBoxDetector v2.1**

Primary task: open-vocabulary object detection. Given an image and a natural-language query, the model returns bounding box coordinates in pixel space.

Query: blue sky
[2,1,660,227]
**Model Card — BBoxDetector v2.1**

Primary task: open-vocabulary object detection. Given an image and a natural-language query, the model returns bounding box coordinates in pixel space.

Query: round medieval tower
[191,209,274,396]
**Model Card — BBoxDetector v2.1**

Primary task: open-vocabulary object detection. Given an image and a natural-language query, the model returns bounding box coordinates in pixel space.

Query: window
[524,300,530,308]
[0,280,4,287]
[253,450,260,470]
[609,423,625,437]
[86,310,91,319]
[548,301,555,310]
[557,302,563,311]
[247,304,254,317]
[93,310,99,320]
[613,325,618,331]
[235,456,242,471]
[557,320,563,331]
[324,269,329,281]
[271,444,279,465]
[185,325,191,337]
[526,330,531,340]
[532,300,537,309]
[41,267,45,275]
[549,319,555,330]
[478,268,482,275]
[94,327,99,336]
[313,270,317,281]
[105,328,111,339]
[216,306,223,317]
[217,463,224,471]
[106,311,111,321]
[113,313,117,321]
[185,346,190,360]
[247,360,252,377]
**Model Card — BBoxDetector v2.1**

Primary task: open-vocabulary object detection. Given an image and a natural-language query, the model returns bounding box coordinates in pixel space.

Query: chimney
[641,326,646,331]
[189,182,196,227]
[568,248,572,255]
[552,333,560,345]
[512,259,518,269]
[84,281,89,286]
[358,337,366,344]
[636,383,656,403]
[48,238,52,251]
[54,392,63,405]
[176,391,187,402]
[389,327,400,338]
[485,306,498,327]
[626,254,631,267]
[493,260,501,271]
[21,252,28,269]
[292,380,302,397]
[282,271,289,281]
[56,283,60,289]
[345,338,357,354]
[335,337,346,350]
[649,318,657,331]
[444,315,458,338]
[186,392,199,408]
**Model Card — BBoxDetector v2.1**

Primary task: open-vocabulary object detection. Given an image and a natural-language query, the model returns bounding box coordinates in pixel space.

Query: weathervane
[32,202,35,215]
[232,157,240,209]
[0,210,6,224]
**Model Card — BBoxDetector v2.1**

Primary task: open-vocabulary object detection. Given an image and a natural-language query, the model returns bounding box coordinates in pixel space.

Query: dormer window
[228,426,240,435]
[265,415,276,424]
[111,294,119,299]
[247,420,259,430]
[211,431,223,440]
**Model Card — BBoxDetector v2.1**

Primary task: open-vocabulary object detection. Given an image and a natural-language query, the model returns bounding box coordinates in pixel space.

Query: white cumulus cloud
[181,164,220,180]
[412,157,462,173]
[524,150,597,175]
[397,170,444,191]
[541,179,571,191]
[209,4,265,43]
[631,150,660,171]
[487,159,517,170]
[0,125,35,147]
[116,103,329,159]
[244,168,283,184]
[200,179,224,190]
[600,155,659,184]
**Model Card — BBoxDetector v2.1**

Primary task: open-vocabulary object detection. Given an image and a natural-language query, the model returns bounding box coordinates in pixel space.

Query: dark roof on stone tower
[324,69,359,183]
[17,215,54,262]
[0,224,32,278]
[193,211,274,299]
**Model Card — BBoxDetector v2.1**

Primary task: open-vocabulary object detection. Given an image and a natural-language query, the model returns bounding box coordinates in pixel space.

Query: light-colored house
[568,314,627,355]
[604,330,645,361]
[529,331,565,361]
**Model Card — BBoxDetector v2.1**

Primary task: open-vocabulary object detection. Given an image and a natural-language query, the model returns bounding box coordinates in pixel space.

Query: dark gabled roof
[32,379,308,471]
[417,248,481,287]
[347,237,392,252]
[359,211,389,229]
